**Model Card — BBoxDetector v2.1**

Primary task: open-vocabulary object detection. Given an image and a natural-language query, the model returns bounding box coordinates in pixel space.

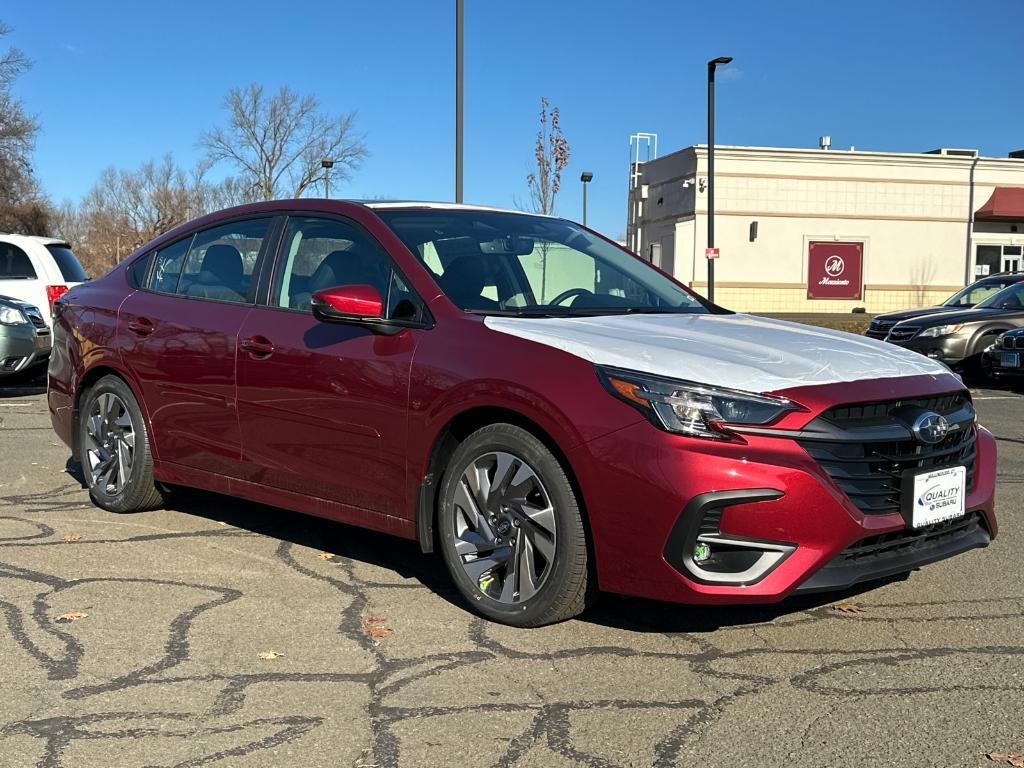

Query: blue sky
[6,0,1024,237]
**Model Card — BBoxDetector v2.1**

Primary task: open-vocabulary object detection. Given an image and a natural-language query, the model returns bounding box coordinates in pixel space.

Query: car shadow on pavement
[63,465,908,633]
[579,575,908,634]
[0,370,47,398]
[159,484,462,597]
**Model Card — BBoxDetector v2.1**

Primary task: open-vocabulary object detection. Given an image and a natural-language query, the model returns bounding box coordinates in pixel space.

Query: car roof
[0,233,70,247]
[362,200,550,217]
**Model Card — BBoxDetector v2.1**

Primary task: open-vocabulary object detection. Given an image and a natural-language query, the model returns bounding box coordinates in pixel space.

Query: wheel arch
[72,364,155,463]
[967,324,1013,356]
[415,406,591,559]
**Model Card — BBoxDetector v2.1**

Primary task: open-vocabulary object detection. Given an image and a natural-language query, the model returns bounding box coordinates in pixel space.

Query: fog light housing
[693,542,712,563]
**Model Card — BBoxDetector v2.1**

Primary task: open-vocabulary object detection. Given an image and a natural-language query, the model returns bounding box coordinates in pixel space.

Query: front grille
[797,394,977,516]
[886,326,919,342]
[866,319,896,339]
[25,310,46,329]
[821,394,968,427]
[838,513,984,563]
[1003,334,1024,351]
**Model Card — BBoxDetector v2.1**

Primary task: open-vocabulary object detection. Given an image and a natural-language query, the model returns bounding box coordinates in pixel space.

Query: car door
[117,216,274,478]
[235,214,427,519]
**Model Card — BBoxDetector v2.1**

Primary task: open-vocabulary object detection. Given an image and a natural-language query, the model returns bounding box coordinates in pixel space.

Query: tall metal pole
[707,64,717,303]
[455,0,464,203]
[706,56,731,304]
[324,167,330,199]
[582,181,588,226]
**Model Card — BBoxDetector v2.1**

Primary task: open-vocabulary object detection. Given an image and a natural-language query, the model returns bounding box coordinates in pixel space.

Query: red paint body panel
[46,199,999,608]
[235,307,417,517]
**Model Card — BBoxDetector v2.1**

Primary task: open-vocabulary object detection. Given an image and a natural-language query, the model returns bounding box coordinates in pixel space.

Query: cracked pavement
[0,374,1021,767]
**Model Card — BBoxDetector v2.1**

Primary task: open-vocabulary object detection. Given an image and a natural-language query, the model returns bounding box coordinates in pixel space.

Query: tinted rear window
[46,245,88,282]
[0,242,37,279]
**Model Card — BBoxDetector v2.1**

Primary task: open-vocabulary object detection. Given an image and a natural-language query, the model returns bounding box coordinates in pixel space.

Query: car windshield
[944,279,1017,307]
[975,282,1024,310]
[376,209,711,316]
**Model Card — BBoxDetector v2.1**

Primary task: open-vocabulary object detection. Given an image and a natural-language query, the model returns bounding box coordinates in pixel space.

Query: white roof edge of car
[362,200,555,217]
[0,233,70,247]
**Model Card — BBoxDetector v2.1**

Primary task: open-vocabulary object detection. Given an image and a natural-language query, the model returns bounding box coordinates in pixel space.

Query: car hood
[484,313,950,394]
[874,305,953,323]
[897,307,1022,328]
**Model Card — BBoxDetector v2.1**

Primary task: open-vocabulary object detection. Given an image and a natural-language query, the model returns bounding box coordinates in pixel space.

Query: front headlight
[596,366,798,440]
[0,306,27,326]
[919,323,964,338]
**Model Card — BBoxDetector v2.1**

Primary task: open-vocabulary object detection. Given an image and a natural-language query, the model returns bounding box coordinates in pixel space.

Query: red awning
[975,187,1024,221]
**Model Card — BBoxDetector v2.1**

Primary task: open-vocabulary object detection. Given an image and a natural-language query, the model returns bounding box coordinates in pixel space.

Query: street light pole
[321,157,335,199]
[455,0,464,203]
[580,171,593,227]
[707,55,732,304]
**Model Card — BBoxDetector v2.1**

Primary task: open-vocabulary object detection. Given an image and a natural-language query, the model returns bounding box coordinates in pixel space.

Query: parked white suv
[0,234,88,326]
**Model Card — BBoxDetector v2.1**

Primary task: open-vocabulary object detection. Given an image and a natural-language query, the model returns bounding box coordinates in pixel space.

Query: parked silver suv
[0,295,51,377]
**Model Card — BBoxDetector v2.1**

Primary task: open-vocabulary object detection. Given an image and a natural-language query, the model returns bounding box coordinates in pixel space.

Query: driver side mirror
[311,284,385,324]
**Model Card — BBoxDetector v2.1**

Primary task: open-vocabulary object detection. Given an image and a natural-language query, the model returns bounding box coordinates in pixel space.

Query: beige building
[626,144,1024,313]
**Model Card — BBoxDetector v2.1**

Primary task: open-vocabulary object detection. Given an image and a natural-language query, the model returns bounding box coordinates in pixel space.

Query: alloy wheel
[84,392,135,496]
[451,451,557,603]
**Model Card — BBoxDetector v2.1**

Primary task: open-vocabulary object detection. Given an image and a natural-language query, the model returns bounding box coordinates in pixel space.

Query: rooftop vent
[819,135,831,151]
[925,148,979,158]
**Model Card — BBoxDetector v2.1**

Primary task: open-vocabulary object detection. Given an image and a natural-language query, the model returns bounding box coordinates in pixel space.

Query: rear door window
[0,242,37,279]
[177,219,271,304]
[46,245,88,282]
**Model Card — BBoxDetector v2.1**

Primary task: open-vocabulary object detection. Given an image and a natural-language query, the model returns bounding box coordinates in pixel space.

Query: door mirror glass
[311,284,385,323]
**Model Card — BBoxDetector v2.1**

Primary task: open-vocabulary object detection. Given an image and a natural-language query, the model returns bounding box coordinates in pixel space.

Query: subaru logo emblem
[912,411,949,445]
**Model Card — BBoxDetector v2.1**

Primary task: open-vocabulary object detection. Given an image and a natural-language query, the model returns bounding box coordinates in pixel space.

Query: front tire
[77,375,163,513]
[437,424,590,627]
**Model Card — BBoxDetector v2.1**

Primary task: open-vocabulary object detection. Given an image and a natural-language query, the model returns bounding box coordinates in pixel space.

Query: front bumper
[0,324,51,376]
[888,333,968,366]
[985,345,1024,377]
[568,418,997,605]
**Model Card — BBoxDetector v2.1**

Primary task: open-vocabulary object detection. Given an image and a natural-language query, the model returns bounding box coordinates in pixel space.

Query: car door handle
[240,335,274,358]
[127,317,154,336]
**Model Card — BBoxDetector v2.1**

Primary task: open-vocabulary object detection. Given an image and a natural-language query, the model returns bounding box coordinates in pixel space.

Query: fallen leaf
[989,752,1024,767]
[257,651,284,660]
[62,534,81,542]
[318,552,335,560]
[56,612,88,623]
[832,602,866,614]
[362,619,394,639]
[366,616,387,623]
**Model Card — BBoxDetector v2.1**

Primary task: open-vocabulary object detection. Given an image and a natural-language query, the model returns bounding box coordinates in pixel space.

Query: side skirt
[154,461,417,540]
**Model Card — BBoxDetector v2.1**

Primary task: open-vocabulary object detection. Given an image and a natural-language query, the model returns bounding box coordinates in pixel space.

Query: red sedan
[48,201,997,626]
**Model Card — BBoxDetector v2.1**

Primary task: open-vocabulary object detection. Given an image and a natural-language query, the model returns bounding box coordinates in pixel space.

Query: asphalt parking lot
[0,372,1021,768]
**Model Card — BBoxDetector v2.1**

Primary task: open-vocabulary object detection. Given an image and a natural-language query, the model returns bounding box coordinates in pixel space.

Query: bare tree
[201,84,367,200]
[0,21,51,234]
[526,97,570,215]
[61,156,202,273]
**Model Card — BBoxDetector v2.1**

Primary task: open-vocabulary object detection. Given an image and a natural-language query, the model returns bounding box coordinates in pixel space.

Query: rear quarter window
[127,252,153,288]
[46,245,88,282]
[0,242,37,279]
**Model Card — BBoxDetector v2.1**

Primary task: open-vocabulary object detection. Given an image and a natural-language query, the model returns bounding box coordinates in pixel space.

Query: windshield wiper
[564,306,694,316]
[464,307,573,317]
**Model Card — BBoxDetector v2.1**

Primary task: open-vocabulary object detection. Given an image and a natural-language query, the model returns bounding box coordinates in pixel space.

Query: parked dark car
[866,272,1024,339]
[885,280,1024,371]
[0,294,50,378]
[984,327,1024,379]
[47,200,998,627]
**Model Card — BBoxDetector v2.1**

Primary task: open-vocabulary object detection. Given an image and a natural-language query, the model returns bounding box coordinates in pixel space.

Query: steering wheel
[549,287,593,306]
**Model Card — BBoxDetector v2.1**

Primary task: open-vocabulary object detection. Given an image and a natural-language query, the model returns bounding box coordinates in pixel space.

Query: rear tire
[77,375,163,513]
[437,424,590,627]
